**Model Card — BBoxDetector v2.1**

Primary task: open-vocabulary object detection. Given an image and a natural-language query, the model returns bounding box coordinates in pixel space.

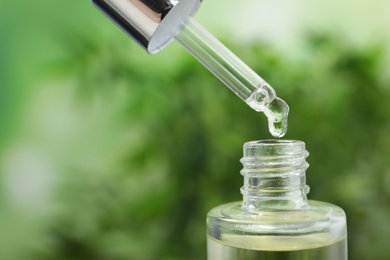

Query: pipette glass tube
[175,18,289,137]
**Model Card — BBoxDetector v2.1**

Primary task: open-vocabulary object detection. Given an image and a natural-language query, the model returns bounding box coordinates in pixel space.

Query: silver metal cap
[93,0,202,54]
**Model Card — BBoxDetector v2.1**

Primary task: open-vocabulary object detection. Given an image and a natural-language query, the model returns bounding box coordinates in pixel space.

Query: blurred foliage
[1,1,390,260]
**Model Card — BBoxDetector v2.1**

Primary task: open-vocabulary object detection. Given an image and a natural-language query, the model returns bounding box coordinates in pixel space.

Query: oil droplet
[263,97,289,138]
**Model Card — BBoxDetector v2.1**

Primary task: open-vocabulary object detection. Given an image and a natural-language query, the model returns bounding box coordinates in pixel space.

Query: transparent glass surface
[207,200,347,259]
[175,18,289,137]
[207,140,347,259]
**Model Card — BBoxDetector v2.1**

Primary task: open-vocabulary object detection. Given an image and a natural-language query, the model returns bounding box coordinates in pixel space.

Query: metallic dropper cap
[93,0,202,54]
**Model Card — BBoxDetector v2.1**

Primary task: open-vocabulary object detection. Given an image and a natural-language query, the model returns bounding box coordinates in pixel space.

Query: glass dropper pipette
[175,17,289,137]
[93,0,289,137]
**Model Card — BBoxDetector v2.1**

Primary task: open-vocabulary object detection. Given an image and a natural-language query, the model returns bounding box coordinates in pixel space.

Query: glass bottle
[207,140,347,259]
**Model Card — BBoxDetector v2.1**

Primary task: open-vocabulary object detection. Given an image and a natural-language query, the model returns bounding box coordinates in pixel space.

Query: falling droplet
[263,97,289,138]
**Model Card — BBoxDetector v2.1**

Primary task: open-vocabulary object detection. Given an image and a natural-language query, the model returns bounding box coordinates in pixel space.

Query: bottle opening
[243,139,306,157]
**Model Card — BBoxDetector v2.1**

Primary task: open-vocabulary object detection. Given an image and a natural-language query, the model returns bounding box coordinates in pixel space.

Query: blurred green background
[1,0,390,259]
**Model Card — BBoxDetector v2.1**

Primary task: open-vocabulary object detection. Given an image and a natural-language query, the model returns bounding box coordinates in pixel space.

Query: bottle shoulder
[207,200,347,250]
[207,200,346,221]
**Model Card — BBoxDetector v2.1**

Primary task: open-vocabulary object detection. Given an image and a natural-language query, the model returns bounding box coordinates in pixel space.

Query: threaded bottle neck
[240,140,310,211]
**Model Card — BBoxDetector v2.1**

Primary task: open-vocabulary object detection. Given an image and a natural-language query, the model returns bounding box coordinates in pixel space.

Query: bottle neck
[240,140,310,211]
